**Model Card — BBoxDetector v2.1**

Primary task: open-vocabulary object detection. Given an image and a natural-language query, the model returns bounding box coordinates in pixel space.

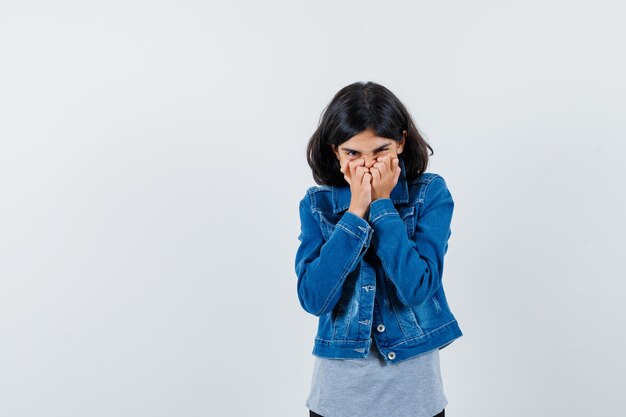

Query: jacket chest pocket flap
[318,212,341,241]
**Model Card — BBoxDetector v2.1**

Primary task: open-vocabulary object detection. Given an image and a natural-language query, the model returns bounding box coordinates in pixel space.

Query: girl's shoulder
[304,184,333,194]
[409,171,453,196]
[299,185,337,213]
[408,171,446,186]
[408,172,454,211]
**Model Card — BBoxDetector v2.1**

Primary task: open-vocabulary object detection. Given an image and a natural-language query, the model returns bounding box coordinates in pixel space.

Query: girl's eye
[346,148,389,157]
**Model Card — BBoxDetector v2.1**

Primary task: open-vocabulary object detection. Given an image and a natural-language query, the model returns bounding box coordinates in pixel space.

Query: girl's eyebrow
[341,143,392,153]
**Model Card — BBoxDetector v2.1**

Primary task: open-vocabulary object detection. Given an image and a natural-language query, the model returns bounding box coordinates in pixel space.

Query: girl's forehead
[340,134,394,150]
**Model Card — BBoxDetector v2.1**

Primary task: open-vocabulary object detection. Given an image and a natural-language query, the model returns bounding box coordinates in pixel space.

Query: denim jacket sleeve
[295,191,373,316]
[368,176,454,307]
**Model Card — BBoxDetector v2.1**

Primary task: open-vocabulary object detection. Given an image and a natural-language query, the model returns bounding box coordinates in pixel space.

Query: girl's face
[331,128,406,172]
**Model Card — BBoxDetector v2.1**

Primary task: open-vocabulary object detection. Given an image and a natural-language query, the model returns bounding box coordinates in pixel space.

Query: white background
[1,1,625,416]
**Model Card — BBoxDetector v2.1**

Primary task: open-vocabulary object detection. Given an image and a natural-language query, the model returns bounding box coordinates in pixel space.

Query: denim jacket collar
[332,157,410,213]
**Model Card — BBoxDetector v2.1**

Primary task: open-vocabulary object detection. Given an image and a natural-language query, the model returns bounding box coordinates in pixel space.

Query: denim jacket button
[377,324,385,332]
[388,351,396,360]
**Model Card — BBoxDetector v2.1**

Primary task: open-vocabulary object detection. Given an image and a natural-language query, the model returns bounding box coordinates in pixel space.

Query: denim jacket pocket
[383,276,425,340]
[318,212,341,241]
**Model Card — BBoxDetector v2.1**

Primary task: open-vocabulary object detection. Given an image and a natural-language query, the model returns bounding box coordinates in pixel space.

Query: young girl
[295,81,463,417]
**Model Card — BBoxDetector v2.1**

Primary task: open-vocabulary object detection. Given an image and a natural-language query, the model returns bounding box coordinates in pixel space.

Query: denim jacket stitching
[336,222,366,244]
[371,212,400,225]
[385,319,458,349]
[389,290,411,339]
[315,336,363,343]
[370,210,401,225]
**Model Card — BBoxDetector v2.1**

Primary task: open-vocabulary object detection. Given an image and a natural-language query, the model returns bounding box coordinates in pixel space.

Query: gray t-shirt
[306,341,447,417]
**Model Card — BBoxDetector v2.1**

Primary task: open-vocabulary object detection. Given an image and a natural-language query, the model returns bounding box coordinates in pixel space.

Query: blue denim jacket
[295,158,463,365]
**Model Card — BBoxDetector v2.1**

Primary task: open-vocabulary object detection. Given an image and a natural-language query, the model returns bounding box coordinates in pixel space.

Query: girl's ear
[397,134,406,154]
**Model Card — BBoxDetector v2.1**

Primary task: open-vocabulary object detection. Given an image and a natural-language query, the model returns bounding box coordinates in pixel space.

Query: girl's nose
[364,158,376,167]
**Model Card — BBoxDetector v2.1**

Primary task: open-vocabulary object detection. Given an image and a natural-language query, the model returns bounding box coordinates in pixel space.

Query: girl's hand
[340,158,372,218]
[370,156,401,201]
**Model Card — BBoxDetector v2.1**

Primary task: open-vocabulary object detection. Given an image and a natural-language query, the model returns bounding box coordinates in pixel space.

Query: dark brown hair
[306,81,433,186]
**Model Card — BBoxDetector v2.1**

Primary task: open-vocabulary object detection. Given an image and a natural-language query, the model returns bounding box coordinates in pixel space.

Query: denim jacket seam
[389,288,412,338]
[336,222,367,245]
[339,211,373,245]
[315,336,362,342]
[368,197,402,224]
[370,211,400,225]
[385,319,458,348]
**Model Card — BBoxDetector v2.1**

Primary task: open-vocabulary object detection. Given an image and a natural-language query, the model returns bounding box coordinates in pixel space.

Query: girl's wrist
[347,206,367,219]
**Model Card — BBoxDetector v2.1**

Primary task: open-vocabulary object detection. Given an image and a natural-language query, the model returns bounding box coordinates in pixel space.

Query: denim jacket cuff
[368,198,399,225]
[337,211,373,246]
